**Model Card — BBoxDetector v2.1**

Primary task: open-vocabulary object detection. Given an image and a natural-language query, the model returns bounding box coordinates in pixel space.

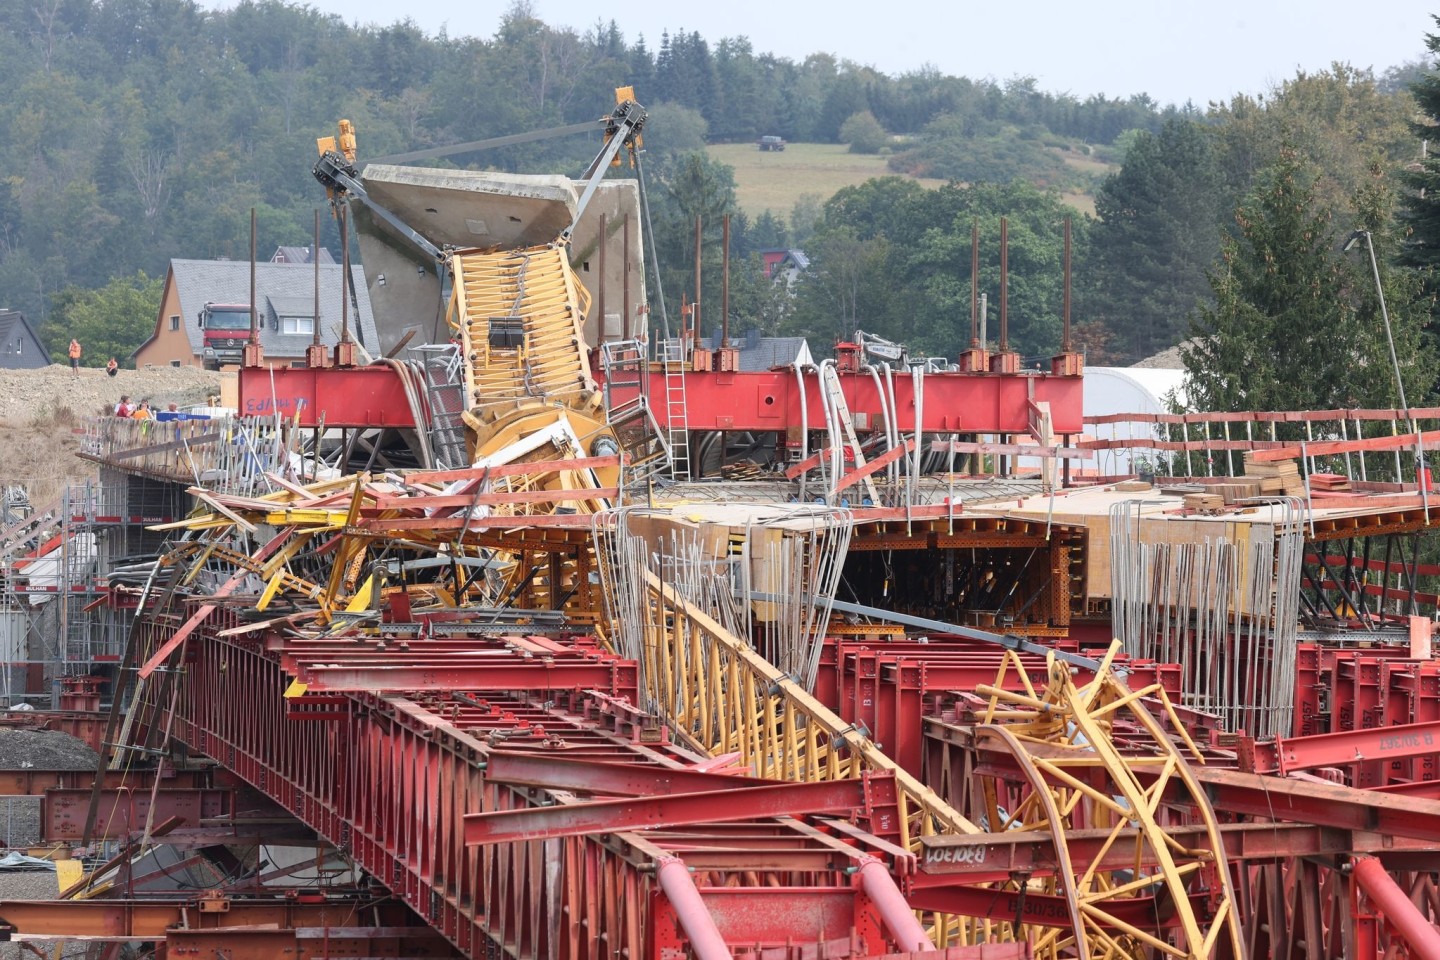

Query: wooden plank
[403,455,621,484]
[366,487,620,510]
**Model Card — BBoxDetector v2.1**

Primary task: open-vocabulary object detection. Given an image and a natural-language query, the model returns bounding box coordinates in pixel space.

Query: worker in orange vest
[68,338,81,376]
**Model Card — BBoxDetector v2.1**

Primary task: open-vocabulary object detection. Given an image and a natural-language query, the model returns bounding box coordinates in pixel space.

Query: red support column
[1352,855,1440,959]
[654,857,730,960]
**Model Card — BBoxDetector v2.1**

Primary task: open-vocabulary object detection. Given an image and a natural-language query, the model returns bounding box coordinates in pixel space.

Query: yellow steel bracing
[635,571,975,844]
[448,244,595,415]
[973,643,1245,960]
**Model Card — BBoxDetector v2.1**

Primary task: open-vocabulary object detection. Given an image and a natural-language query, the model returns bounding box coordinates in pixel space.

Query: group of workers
[113,396,185,421]
[68,339,123,378]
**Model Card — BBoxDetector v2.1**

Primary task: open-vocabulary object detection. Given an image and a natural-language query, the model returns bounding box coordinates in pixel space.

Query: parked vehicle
[198,302,252,369]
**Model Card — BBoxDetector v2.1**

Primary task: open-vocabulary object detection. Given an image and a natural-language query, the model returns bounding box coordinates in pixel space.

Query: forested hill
[0,0,1170,323]
[0,0,1429,381]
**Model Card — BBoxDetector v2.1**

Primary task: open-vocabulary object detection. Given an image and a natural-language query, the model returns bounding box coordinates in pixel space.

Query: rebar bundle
[594,504,852,696]
[1109,499,1303,739]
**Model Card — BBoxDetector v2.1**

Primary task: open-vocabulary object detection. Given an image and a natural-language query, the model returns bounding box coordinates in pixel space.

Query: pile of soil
[0,363,226,506]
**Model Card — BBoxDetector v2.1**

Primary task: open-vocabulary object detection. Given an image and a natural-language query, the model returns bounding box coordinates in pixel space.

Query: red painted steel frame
[243,364,1085,434]
[1240,719,1440,776]
[164,624,921,959]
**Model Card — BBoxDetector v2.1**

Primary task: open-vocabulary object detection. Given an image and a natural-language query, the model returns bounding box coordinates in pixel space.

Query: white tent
[1083,367,1188,476]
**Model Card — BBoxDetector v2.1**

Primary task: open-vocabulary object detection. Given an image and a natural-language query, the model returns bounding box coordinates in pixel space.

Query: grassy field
[706,142,945,219]
[708,141,1110,221]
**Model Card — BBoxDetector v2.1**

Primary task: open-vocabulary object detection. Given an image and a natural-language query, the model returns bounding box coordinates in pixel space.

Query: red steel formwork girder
[0,894,460,958]
[1238,718,1440,777]
[157,622,940,959]
[242,364,1086,435]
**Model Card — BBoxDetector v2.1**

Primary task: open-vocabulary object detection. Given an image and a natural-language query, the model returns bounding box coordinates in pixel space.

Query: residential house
[133,259,379,369]
[0,310,51,369]
[758,249,810,287]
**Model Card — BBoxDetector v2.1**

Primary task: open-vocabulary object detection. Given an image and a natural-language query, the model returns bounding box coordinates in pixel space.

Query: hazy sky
[208,0,1440,107]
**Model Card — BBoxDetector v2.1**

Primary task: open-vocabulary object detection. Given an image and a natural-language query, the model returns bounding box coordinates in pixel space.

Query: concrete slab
[351,166,649,357]
[360,164,578,249]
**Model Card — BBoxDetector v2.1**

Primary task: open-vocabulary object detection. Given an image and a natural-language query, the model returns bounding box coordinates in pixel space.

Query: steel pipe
[655,856,731,960]
[856,858,934,952]
[1352,856,1440,959]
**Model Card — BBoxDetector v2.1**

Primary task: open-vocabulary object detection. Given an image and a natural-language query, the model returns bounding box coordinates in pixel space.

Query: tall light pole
[1344,229,1414,434]
[1345,229,1424,494]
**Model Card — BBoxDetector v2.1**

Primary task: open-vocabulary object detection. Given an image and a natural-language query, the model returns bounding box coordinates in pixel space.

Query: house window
[290,360,306,368]
[281,316,314,335]
[169,314,180,331]
[170,360,181,368]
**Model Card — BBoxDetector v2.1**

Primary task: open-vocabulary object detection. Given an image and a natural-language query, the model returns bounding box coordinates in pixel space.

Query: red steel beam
[45,787,232,842]
[1240,718,1440,776]
[292,658,636,696]
[464,775,896,845]
[482,750,778,796]
[1351,855,1440,958]
[243,365,1085,435]
[918,823,1440,881]
[954,726,1440,842]
[0,897,410,939]
[835,439,917,494]
[163,925,460,959]
[907,884,1208,930]
[0,769,212,795]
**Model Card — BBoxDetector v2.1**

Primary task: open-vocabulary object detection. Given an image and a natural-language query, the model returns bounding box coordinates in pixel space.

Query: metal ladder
[599,339,648,423]
[658,339,691,481]
[819,362,878,505]
[414,345,470,470]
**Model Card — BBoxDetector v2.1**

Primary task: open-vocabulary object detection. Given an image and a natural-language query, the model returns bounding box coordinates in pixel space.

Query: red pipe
[655,856,730,960]
[857,858,934,952]
[1353,856,1440,959]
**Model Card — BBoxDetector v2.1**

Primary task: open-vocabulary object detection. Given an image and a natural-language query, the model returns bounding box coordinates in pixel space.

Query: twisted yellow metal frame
[975,643,1245,960]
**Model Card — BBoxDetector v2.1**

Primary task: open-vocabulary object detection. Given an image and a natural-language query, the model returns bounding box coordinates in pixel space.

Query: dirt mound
[0,363,226,506]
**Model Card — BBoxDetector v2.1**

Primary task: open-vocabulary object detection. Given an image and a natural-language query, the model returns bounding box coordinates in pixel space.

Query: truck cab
[198,303,252,369]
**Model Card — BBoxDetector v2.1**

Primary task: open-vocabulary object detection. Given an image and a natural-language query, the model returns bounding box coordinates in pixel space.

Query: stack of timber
[1243,453,1307,496]
[1182,491,1227,514]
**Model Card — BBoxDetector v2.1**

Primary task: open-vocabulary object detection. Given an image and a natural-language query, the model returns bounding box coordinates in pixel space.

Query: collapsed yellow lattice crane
[313,88,648,482]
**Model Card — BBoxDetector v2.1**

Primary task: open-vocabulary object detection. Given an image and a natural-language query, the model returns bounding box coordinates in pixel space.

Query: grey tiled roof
[271,245,336,264]
[166,259,378,359]
[696,335,813,372]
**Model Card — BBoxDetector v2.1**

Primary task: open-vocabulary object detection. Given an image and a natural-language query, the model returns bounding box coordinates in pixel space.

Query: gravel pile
[0,730,99,771]
[0,731,101,848]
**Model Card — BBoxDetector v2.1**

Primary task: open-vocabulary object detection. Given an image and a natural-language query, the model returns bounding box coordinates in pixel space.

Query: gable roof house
[133,259,379,369]
[758,249,810,287]
[0,310,51,369]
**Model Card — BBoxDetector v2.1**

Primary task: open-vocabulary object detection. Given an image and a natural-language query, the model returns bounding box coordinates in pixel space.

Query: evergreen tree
[1184,148,1432,416]
[1400,16,1440,270]
[1087,118,1224,362]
